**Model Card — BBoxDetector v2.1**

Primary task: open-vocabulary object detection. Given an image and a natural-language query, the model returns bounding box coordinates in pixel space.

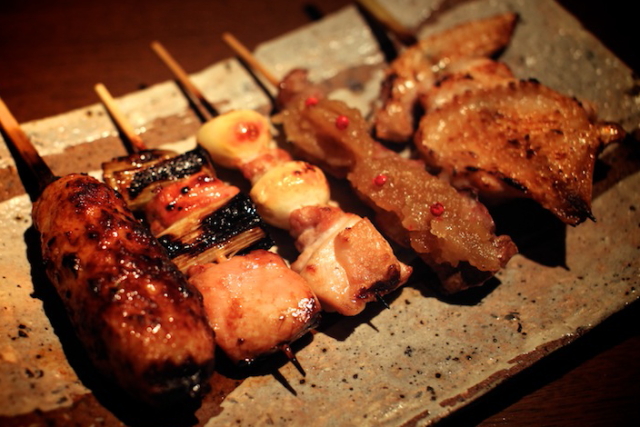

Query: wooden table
[1,0,638,425]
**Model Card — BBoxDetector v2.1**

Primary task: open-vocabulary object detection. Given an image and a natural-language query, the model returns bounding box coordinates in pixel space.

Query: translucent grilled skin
[276,87,517,293]
[32,174,216,404]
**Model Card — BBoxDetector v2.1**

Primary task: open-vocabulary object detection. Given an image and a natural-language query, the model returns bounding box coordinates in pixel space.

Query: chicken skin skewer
[360,10,625,225]
[414,78,625,225]
[95,84,320,372]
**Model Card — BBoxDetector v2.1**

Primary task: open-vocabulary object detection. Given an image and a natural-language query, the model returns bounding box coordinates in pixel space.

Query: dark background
[1,1,638,425]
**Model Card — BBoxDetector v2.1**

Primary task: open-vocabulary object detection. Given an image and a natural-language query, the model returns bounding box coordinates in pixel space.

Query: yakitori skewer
[151,41,219,121]
[95,83,318,375]
[152,40,412,316]
[220,33,517,294]
[0,96,216,404]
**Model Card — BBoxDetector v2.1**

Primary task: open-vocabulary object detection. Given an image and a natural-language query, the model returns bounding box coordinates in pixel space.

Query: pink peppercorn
[430,202,445,217]
[373,174,388,186]
[335,115,349,130]
[305,96,318,107]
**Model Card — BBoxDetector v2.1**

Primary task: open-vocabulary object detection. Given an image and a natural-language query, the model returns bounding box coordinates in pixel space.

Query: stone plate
[0,1,638,425]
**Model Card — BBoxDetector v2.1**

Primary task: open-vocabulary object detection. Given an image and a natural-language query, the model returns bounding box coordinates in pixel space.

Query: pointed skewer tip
[281,344,306,377]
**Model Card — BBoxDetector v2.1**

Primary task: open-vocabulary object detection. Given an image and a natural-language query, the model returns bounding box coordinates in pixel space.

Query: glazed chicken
[273,70,516,293]
[372,12,518,143]
[33,174,217,404]
[197,109,412,314]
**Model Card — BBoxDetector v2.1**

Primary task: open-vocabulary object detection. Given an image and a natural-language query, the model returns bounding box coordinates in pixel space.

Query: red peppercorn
[305,96,318,107]
[335,115,349,130]
[430,202,445,217]
[373,174,388,186]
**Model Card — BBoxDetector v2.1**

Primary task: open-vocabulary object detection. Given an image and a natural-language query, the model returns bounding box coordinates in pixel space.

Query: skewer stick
[94,83,147,153]
[376,293,391,310]
[222,32,279,88]
[150,41,218,121]
[0,97,56,195]
[280,344,306,377]
[355,0,417,45]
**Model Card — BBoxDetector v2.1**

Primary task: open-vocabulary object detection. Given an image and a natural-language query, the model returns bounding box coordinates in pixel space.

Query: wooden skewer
[222,32,280,88]
[94,83,147,153]
[355,0,417,46]
[150,41,218,121]
[280,343,306,377]
[0,97,56,195]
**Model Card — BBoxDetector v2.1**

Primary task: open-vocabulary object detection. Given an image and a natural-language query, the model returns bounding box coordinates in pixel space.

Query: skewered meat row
[196,109,412,315]
[104,148,321,368]
[97,88,320,367]
[103,147,272,270]
[372,12,518,144]
[149,40,413,315]
[367,11,625,225]
[0,98,216,404]
[273,69,517,293]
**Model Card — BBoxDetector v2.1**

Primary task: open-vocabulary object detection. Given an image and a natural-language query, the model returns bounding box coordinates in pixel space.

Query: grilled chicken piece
[33,174,216,404]
[372,12,518,143]
[145,171,240,235]
[414,79,626,225]
[103,147,274,272]
[290,206,412,314]
[275,84,517,293]
[188,250,320,364]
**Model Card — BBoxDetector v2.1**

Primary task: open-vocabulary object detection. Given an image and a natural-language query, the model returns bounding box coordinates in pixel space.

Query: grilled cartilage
[372,12,518,144]
[198,109,412,314]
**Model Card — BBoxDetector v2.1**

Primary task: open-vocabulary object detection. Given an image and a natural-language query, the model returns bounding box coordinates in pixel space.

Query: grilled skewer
[152,41,412,315]
[220,35,517,294]
[95,85,319,372]
[0,97,216,404]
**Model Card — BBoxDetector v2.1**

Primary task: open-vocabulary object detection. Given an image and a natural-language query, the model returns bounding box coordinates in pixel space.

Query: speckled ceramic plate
[1,1,639,425]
